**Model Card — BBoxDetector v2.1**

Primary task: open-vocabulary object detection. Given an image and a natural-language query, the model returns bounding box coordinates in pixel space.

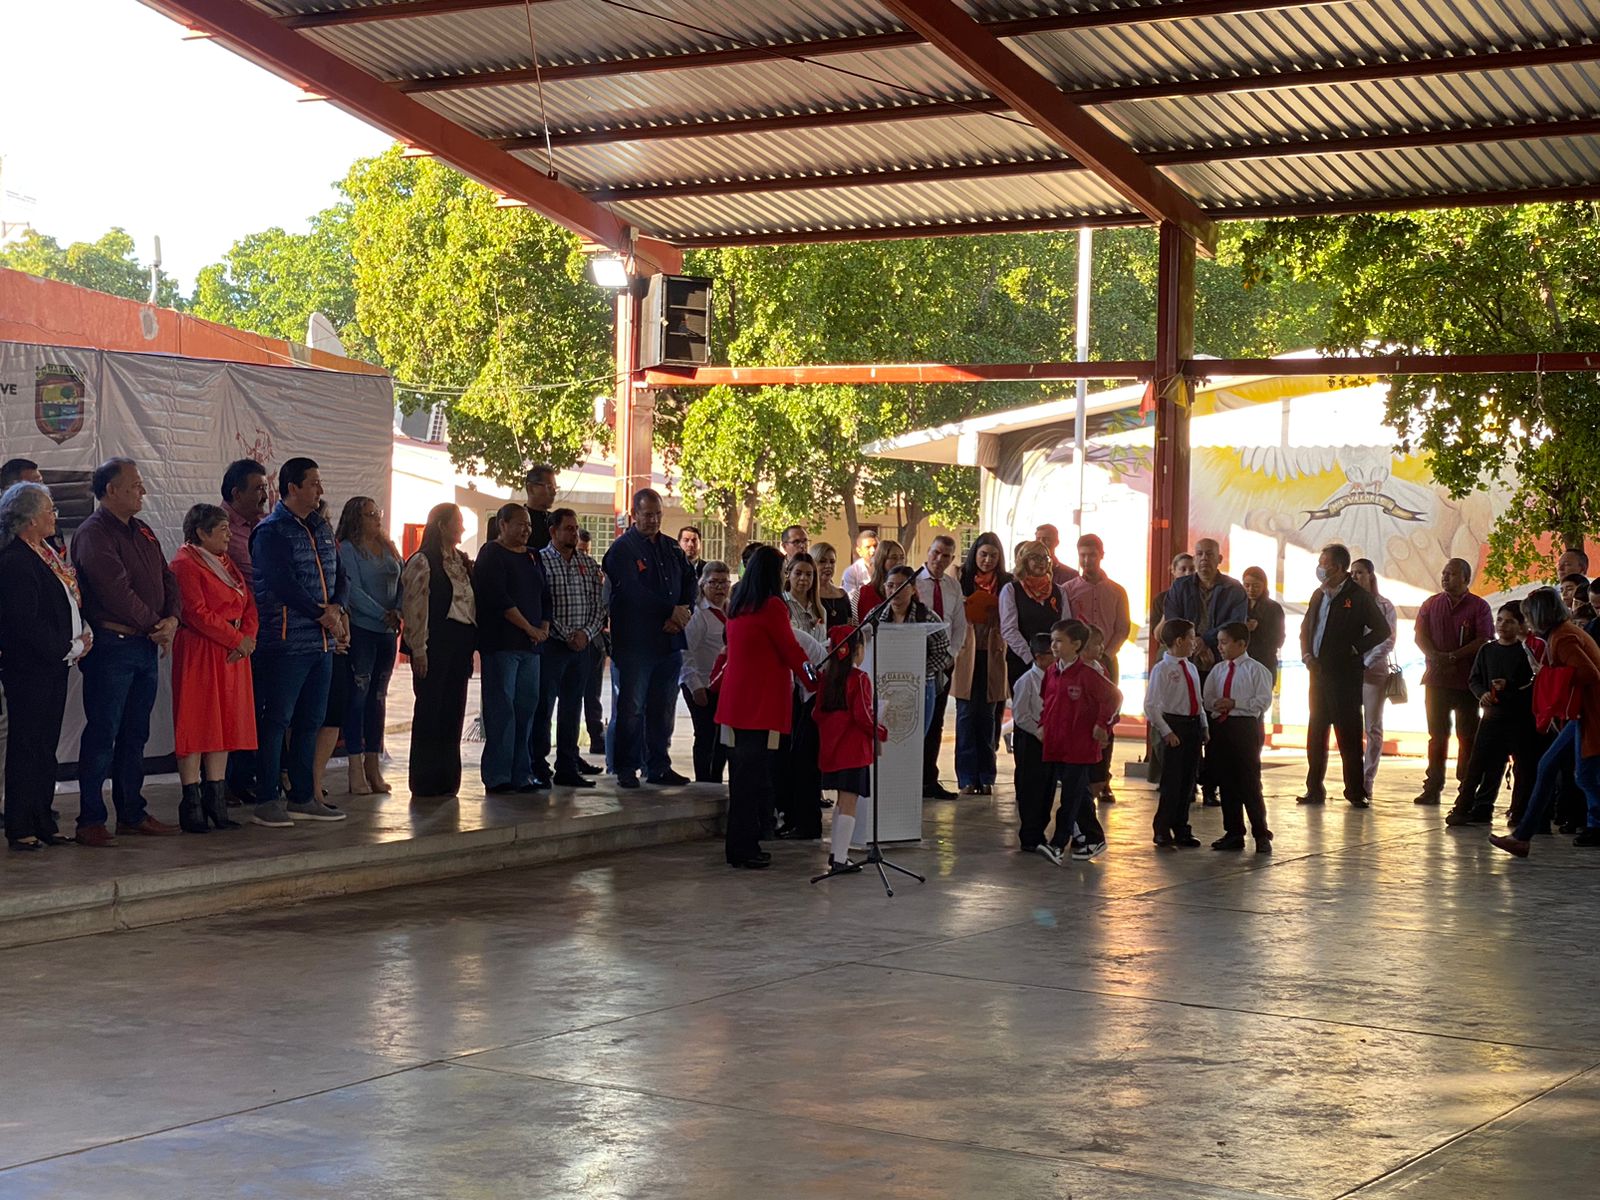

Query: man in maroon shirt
[221,457,269,589]
[69,458,182,844]
[1414,557,1494,805]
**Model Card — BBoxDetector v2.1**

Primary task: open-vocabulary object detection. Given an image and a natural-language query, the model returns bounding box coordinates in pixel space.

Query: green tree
[190,202,375,359]
[1238,203,1600,583]
[0,227,180,306]
[342,148,612,483]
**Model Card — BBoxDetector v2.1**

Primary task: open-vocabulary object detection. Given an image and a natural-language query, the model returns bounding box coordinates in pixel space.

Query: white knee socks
[831,813,856,865]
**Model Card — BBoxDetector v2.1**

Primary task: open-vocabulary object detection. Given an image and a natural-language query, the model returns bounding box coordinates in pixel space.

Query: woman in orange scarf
[952,533,1012,794]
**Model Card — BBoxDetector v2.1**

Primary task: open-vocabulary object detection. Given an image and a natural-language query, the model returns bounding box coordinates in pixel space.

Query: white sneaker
[1072,840,1107,860]
[1033,844,1063,865]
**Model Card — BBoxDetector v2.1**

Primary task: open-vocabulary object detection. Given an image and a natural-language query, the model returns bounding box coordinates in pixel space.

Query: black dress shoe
[576,760,602,775]
[552,774,596,789]
[484,783,519,795]
[1348,796,1370,809]
[617,775,640,790]
[1210,835,1246,851]
[1296,793,1326,805]
[1414,790,1442,806]
[1174,833,1202,848]
[647,770,691,786]
[729,858,771,869]
[1574,827,1600,847]
[923,784,957,800]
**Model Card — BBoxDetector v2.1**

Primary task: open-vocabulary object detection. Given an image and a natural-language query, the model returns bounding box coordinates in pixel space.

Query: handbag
[1383,664,1408,705]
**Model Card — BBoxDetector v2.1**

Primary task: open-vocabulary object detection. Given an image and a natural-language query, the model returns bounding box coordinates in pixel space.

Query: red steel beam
[1189,353,1600,377]
[141,0,642,256]
[658,185,1600,249]
[642,361,1156,387]
[586,116,1600,203]
[823,0,1215,250]
[398,0,1352,94]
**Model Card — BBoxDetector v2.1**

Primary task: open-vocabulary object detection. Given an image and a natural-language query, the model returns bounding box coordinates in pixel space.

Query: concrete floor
[2,753,1597,1199]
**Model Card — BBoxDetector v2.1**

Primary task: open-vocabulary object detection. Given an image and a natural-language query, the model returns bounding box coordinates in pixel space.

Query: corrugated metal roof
[246,0,1600,242]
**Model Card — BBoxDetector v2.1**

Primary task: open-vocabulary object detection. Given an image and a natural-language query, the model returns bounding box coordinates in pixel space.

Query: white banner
[0,340,395,768]
[855,622,936,844]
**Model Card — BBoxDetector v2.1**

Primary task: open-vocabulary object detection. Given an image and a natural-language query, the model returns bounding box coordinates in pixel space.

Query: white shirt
[61,576,86,664]
[1201,654,1274,721]
[840,558,873,595]
[915,572,967,658]
[1363,594,1398,669]
[1144,652,1208,738]
[998,581,1073,662]
[680,600,726,691]
[1011,663,1046,737]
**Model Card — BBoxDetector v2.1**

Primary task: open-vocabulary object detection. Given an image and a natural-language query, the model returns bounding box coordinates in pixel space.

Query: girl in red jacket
[814,625,888,873]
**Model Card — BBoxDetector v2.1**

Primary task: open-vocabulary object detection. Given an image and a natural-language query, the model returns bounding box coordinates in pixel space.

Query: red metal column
[1147,222,1195,644]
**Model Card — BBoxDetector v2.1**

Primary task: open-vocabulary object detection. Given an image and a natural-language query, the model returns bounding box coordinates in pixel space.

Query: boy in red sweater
[1040,619,1120,861]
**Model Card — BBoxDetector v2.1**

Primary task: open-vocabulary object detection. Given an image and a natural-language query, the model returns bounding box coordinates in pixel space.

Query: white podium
[854,622,938,845]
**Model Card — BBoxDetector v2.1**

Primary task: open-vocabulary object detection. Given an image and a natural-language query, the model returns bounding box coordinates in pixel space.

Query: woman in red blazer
[171,504,259,833]
[715,546,814,868]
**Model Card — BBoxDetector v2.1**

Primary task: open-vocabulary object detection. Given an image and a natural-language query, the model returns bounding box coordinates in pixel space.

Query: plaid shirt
[539,544,605,642]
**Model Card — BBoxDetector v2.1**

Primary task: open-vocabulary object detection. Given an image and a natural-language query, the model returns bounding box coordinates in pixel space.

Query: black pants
[1014,729,1052,848]
[1155,715,1204,838]
[1424,685,1480,795]
[584,649,607,745]
[775,693,822,837]
[2,664,65,844]
[1305,665,1365,801]
[408,620,475,797]
[1455,714,1537,818]
[682,684,727,783]
[923,673,951,788]
[1211,715,1270,838]
[1050,762,1105,849]
[727,729,775,864]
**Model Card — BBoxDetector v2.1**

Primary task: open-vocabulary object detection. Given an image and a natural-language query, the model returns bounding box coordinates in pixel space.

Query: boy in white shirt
[1202,621,1276,853]
[1146,619,1207,848]
[1010,632,1058,860]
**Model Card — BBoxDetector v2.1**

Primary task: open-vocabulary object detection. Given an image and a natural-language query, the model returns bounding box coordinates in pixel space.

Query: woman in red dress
[171,503,258,832]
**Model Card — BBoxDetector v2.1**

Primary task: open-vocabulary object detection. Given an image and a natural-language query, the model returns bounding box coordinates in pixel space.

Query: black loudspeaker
[639,274,712,369]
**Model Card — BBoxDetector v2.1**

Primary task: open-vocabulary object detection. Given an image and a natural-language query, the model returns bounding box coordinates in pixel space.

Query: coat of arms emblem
[35,363,87,444]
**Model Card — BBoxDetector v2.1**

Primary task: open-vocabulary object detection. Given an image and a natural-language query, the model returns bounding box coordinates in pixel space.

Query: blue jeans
[254,652,332,809]
[610,650,682,780]
[955,697,1000,787]
[343,625,397,755]
[534,642,590,779]
[481,650,541,789]
[1514,720,1600,839]
[76,633,159,828]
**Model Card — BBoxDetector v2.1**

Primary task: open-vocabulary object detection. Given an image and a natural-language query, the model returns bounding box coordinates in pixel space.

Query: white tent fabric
[0,339,394,767]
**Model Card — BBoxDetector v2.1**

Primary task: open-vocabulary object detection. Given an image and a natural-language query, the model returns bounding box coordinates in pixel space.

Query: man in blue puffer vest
[249,456,350,828]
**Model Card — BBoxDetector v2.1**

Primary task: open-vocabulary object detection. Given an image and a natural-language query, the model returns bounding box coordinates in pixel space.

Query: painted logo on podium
[877,671,924,745]
[36,363,87,444]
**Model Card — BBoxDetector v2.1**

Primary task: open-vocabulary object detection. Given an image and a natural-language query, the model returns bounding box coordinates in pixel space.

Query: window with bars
[578,512,618,559]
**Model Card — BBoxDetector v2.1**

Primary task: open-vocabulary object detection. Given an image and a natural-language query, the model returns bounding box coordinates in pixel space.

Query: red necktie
[1182,663,1199,716]
[932,580,944,617]
[1217,660,1235,721]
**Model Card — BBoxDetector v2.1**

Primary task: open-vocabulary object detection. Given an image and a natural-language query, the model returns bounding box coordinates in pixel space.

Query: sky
[2,0,394,291]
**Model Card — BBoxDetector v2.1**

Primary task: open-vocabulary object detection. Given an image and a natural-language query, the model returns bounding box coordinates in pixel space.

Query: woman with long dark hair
[1351,558,1399,803]
[953,533,1011,795]
[399,503,477,798]
[715,545,815,868]
[335,495,403,794]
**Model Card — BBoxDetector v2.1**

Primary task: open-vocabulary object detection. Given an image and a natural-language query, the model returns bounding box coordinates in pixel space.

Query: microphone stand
[812,567,929,897]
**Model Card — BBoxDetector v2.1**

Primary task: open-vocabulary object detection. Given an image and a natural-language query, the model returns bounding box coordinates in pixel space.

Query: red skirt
[171,628,258,756]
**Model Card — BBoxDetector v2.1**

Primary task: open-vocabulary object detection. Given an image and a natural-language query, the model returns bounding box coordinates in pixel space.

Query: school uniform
[1039,658,1119,850]
[1201,654,1275,842]
[1146,652,1208,842]
[814,668,882,797]
[1010,663,1052,849]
